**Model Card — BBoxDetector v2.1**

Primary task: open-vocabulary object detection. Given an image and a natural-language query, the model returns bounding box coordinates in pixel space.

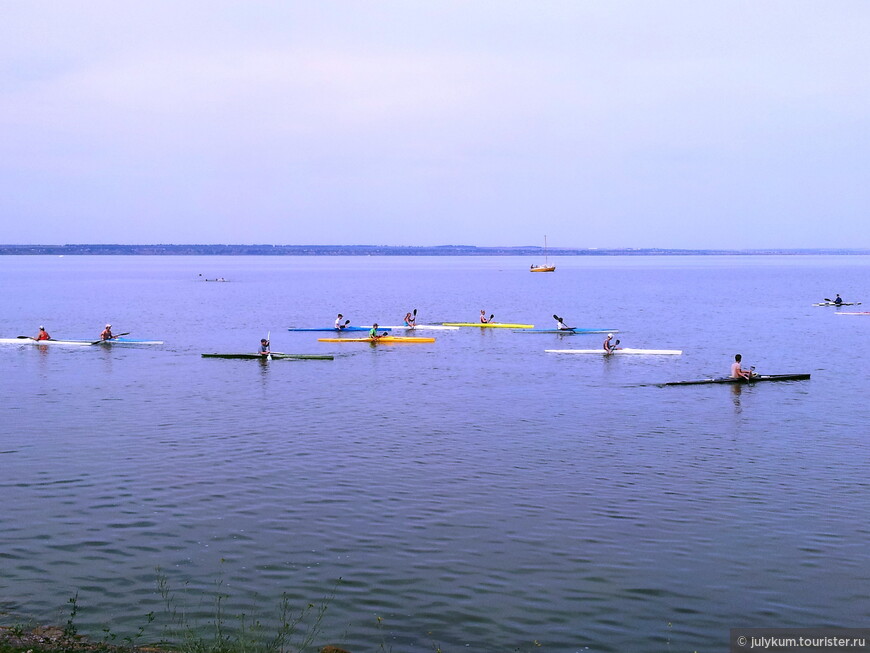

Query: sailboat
[530,236,556,272]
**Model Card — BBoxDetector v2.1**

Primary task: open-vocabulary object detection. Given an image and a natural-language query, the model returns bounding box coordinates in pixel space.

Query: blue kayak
[511,328,618,334]
[287,326,392,332]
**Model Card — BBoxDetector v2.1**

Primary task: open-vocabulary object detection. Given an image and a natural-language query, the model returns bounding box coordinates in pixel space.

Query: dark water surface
[1,255,869,652]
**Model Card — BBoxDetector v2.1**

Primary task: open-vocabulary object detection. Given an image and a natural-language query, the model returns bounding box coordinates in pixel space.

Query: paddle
[338,319,350,330]
[553,314,574,331]
[267,331,272,360]
[91,332,131,345]
[16,335,36,340]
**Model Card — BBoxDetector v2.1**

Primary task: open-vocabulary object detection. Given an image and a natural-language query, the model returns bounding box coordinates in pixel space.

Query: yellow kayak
[317,336,436,343]
[441,323,534,329]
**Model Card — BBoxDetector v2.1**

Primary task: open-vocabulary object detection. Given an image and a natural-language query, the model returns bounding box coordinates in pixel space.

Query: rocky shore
[0,626,352,653]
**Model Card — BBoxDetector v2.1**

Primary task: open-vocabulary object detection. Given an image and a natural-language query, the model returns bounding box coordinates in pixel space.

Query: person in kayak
[334,314,346,329]
[369,323,386,340]
[730,354,753,379]
[36,326,51,341]
[404,312,416,327]
[100,324,114,341]
[258,338,271,356]
[834,294,843,305]
[603,333,620,353]
[479,310,491,323]
[554,315,571,330]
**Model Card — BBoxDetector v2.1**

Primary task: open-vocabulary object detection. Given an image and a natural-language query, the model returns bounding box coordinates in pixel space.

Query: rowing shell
[813,302,861,306]
[287,326,390,332]
[513,328,618,334]
[835,312,870,315]
[546,348,682,355]
[661,373,810,386]
[0,337,96,346]
[442,323,534,329]
[202,353,334,360]
[317,336,435,343]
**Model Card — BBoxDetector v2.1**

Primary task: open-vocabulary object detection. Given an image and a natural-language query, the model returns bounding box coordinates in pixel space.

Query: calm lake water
[1,255,869,652]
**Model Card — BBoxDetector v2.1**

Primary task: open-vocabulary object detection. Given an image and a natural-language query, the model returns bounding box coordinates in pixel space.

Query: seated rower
[100,324,114,341]
[554,315,571,330]
[603,333,620,353]
[334,313,346,329]
[36,326,51,341]
[258,338,271,357]
[479,310,491,324]
[369,323,386,340]
[730,354,753,379]
[834,294,843,305]
[404,312,416,327]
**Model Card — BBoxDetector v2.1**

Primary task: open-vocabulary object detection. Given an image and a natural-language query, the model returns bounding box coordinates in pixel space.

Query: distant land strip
[1,244,869,256]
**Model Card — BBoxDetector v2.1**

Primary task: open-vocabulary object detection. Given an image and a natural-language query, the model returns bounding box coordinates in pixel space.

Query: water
[1,255,869,652]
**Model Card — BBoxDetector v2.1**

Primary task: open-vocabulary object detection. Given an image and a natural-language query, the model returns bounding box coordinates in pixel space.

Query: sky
[2,1,869,249]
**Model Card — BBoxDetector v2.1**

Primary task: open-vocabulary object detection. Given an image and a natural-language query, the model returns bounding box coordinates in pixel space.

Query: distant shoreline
[1,245,868,256]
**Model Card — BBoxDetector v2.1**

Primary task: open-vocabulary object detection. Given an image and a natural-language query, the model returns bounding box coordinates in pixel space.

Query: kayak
[661,373,810,386]
[317,336,436,343]
[442,323,534,329]
[93,338,164,345]
[378,325,460,331]
[835,312,870,315]
[546,348,682,355]
[287,326,389,332]
[202,353,334,360]
[0,337,96,346]
[513,328,618,334]
[813,302,861,306]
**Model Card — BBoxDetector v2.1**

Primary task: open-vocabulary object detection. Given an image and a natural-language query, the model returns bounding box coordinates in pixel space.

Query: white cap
[607,333,613,338]
[106,324,112,328]
[39,325,44,330]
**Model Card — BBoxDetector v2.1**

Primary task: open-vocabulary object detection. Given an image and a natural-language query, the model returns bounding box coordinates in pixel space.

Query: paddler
[730,354,752,379]
[369,323,386,340]
[554,315,571,330]
[479,310,491,324]
[35,326,51,341]
[603,333,620,353]
[834,294,843,305]
[100,324,114,341]
[404,311,416,327]
[334,314,347,329]
[258,338,271,357]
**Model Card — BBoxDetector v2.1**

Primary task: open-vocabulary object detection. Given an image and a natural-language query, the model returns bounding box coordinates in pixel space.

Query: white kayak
[0,337,95,346]
[545,348,683,355]
[378,325,460,331]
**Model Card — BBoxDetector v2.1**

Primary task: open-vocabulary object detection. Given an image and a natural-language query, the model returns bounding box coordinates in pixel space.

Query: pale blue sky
[2,1,868,248]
